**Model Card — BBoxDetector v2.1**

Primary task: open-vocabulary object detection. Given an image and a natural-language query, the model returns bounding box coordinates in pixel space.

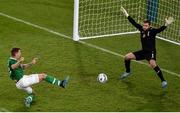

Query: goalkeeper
[8,48,69,107]
[120,6,174,89]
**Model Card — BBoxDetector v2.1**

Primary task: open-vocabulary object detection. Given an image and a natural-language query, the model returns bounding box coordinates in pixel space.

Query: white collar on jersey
[10,57,17,61]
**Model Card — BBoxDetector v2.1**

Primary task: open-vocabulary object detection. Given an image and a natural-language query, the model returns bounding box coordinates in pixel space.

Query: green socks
[25,93,35,104]
[45,75,61,86]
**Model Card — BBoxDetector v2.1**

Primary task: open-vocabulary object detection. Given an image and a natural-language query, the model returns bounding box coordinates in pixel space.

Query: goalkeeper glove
[121,6,129,17]
[165,17,174,26]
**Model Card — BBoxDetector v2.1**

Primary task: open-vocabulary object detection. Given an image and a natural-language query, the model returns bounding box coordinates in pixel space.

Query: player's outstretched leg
[149,60,167,89]
[120,53,135,79]
[38,73,69,88]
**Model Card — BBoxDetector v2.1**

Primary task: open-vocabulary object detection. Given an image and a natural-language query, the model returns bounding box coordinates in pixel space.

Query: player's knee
[23,87,33,94]
[38,73,47,81]
[149,61,157,68]
[125,53,134,60]
[124,54,130,60]
[27,87,33,94]
[150,64,156,68]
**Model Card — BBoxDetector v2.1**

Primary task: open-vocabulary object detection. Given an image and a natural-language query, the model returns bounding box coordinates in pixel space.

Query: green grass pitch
[0,0,180,112]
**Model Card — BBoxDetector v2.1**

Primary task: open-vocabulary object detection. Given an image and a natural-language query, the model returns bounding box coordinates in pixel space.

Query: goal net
[73,0,180,45]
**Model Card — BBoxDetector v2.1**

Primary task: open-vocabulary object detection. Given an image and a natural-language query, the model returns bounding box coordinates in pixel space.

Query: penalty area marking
[0,12,179,78]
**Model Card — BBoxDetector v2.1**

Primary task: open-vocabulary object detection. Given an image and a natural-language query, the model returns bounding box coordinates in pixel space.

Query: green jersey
[8,57,24,81]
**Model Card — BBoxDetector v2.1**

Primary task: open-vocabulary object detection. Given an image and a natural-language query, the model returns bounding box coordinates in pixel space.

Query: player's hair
[143,20,151,25]
[11,48,21,56]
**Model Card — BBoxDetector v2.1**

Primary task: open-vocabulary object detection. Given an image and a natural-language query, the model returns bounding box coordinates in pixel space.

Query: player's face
[143,23,150,31]
[15,50,22,59]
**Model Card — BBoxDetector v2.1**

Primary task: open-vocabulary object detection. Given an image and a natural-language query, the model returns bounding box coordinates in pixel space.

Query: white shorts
[16,74,39,94]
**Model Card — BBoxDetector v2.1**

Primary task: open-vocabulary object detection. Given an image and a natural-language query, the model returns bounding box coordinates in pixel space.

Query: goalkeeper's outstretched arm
[127,16,142,30]
[155,17,174,33]
[154,26,167,33]
[121,6,142,30]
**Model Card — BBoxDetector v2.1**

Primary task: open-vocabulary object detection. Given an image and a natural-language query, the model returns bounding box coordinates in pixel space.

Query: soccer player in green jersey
[8,48,69,107]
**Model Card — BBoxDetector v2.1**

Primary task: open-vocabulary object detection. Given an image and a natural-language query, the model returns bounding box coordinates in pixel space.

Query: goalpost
[73,0,180,45]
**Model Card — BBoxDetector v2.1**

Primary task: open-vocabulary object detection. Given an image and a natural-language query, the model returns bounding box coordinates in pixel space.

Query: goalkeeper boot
[120,71,132,80]
[60,76,70,88]
[161,81,167,89]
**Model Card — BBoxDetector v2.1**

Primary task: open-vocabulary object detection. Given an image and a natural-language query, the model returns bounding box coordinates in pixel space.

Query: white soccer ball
[97,73,108,83]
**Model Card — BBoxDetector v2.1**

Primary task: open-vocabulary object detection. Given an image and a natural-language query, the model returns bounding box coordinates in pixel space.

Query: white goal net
[73,0,180,45]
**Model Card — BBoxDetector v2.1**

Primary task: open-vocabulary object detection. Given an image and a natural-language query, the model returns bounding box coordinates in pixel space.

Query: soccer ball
[97,73,108,83]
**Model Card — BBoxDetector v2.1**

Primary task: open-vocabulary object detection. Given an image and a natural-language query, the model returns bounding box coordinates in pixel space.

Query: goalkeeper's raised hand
[121,6,129,17]
[165,17,174,26]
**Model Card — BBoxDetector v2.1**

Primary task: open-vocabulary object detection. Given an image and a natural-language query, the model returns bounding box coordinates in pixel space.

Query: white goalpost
[73,0,180,45]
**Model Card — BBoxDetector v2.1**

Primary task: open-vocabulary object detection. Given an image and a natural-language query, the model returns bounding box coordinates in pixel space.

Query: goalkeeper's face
[143,23,150,31]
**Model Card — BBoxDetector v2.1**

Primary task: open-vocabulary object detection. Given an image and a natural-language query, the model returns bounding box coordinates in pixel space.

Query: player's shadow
[73,41,86,76]
[121,80,135,92]
[15,100,37,111]
[135,91,172,111]
[73,41,93,85]
[121,80,174,111]
[15,105,30,112]
[73,41,100,85]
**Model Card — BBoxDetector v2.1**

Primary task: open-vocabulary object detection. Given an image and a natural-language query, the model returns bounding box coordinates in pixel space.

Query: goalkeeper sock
[154,66,165,82]
[45,75,61,86]
[125,59,131,73]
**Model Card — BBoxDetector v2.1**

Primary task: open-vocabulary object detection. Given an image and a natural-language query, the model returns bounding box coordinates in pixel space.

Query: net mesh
[77,0,180,43]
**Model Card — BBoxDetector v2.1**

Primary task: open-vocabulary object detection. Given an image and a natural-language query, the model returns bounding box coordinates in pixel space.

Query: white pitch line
[0,107,10,112]
[0,12,179,78]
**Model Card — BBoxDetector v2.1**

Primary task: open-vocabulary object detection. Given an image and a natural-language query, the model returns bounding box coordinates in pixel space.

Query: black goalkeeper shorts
[133,50,156,61]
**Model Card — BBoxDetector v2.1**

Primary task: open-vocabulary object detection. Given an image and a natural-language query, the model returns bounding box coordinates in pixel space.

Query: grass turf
[0,0,180,112]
